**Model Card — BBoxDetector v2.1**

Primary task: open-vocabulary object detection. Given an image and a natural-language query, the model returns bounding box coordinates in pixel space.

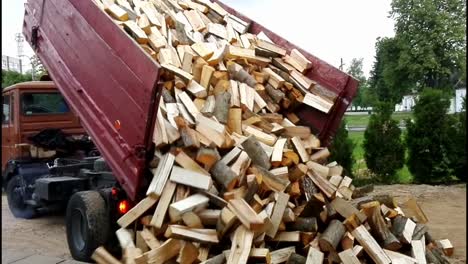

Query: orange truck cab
[2,81,105,219]
[2,81,85,171]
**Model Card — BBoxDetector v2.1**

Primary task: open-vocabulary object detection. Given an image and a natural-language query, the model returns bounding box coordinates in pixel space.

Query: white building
[2,55,24,73]
[449,88,466,113]
[395,95,417,112]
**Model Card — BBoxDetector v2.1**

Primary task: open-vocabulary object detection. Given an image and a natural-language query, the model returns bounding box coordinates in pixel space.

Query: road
[347,126,406,132]
[1,194,87,264]
[2,185,466,263]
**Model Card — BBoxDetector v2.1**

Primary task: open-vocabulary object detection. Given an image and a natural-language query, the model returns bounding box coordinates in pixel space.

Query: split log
[265,84,285,104]
[147,153,175,198]
[196,147,221,169]
[226,225,254,264]
[210,160,238,190]
[351,225,391,264]
[383,249,418,264]
[141,238,182,264]
[270,246,296,264]
[227,62,257,87]
[310,148,330,161]
[151,180,177,228]
[92,246,122,264]
[367,205,401,251]
[175,150,209,176]
[292,137,309,163]
[170,166,213,191]
[330,197,367,223]
[307,171,336,199]
[227,108,242,134]
[230,151,251,181]
[286,253,306,264]
[201,253,225,264]
[319,219,346,252]
[289,164,308,182]
[227,198,264,231]
[200,95,216,117]
[436,239,454,256]
[412,223,429,240]
[290,217,317,232]
[139,227,160,250]
[266,192,290,238]
[427,247,451,264]
[411,238,427,264]
[338,249,361,264]
[251,165,290,193]
[216,207,237,237]
[391,215,416,244]
[117,196,158,228]
[241,136,271,169]
[301,176,318,202]
[169,193,209,221]
[182,211,204,228]
[165,225,219,244]
[341,232,354,250]
[177,241,199,264]
[213,91,231,124]
[305,247,324,264]
[175,116,200,148]
[400,197,429,224]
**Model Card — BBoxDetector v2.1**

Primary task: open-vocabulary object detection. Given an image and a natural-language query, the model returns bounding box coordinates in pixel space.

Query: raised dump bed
[23,0,358,201]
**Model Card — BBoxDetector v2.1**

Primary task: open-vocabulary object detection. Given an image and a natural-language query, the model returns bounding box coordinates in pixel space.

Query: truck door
[2,93,15,170]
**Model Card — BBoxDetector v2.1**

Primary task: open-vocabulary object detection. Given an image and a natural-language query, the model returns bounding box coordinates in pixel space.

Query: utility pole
[339,58,345,71]
[16,32,36,80]
[15,33,24,58]
[15,33,25,74]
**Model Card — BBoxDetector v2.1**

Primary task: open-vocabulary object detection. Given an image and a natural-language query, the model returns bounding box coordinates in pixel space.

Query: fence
[2,55,23,73]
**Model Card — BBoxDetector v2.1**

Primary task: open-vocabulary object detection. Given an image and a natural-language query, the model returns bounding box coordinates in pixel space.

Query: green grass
[349,131,413,184]
[345,112,414,127]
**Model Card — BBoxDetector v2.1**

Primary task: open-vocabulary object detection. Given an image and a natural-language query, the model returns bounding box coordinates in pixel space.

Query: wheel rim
[71,208,87,251]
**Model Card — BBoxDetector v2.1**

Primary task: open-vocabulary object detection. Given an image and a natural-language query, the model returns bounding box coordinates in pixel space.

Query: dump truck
[19,0,358,261]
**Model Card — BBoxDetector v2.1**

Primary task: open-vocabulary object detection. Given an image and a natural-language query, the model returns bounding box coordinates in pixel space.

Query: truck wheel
[66,191,110,262]
[6,175,36,219]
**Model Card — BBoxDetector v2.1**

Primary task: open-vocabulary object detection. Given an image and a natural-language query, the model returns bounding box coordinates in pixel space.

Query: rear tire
[66,191,110,262]
[6,175,36,219]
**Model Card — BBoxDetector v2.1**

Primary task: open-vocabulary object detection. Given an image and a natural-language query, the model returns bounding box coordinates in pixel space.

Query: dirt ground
[372,184,466,263]
[1,184,466,263]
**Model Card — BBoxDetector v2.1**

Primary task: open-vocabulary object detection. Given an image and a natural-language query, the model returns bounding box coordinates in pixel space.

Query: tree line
[331,0,466,183]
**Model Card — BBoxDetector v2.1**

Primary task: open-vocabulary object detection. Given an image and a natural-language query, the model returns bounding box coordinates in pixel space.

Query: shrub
[445,97,466,181]
[329,120,354,177]
[406,88,455,183]
[363,102,405,180]
[2,70,32,89]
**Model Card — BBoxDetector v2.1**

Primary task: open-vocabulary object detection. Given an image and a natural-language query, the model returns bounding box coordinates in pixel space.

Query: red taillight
[118,200,129,214]
[111,187,118,197]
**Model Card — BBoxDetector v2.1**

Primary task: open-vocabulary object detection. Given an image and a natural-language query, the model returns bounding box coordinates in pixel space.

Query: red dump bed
[23,0,358,201]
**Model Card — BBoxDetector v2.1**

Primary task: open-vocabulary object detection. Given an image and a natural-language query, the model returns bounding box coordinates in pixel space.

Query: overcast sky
[2,0,395,77]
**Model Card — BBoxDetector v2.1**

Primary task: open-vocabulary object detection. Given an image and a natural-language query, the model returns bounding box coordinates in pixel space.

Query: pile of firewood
[90,0,454,263]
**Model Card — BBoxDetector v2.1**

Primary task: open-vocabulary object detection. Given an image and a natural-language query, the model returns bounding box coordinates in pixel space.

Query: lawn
[345,112,414,127]
[348,131,413,184]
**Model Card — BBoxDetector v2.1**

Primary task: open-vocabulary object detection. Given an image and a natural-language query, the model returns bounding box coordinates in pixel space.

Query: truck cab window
[2,95,10,124]
[21,93,70,115]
